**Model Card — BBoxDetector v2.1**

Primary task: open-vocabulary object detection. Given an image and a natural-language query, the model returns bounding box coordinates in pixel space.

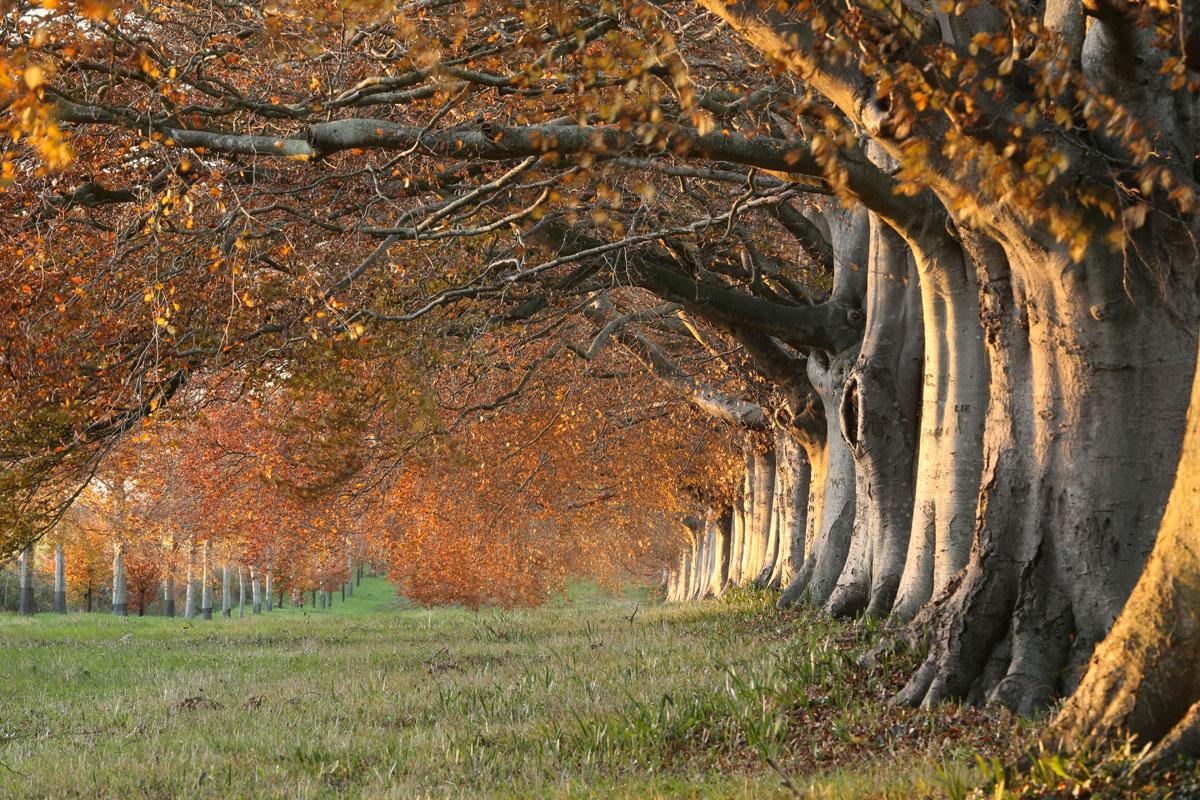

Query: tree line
[3,0,1200,761]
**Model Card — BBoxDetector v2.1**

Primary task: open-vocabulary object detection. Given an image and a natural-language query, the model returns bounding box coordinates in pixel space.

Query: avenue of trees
[4,0,1200,763]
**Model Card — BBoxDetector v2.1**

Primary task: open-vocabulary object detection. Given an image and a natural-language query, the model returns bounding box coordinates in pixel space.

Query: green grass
[0,578,1025,799]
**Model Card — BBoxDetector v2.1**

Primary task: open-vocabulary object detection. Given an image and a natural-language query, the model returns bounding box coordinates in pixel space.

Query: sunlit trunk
[163,575,175,618]
[200,540,213,621]
[221,562,232,618]
[54,543,65,613]
[251,566,262,614]
[891,239,987,621]
[827,214,923,618]
[184,540,196,620]
[111,543,127,616]
[900,228,1197,712]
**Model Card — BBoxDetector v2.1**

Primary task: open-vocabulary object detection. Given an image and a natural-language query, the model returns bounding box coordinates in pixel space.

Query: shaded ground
[0,578,1161,799]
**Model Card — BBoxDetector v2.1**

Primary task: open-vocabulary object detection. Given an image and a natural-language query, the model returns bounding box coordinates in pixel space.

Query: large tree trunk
[900,229,1198,713]
[891,238,987,621]
[751,448,777,586]
[709,508,732,595]
[775,434,810,588]
[726,492,746,587]
[1050,334,1200,758]
[782,348,859,608]
[826,212,923,618]
[54,543,65,613]
[163,575,175,618]
[18,544,35,616]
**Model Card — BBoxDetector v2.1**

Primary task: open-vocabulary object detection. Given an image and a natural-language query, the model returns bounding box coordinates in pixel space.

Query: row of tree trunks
[665,434,813,602]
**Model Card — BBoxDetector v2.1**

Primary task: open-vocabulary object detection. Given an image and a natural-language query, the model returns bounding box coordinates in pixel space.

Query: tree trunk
[265,557,274,611]
[251,566,262,614]
[112,543,127,616]
[163,575,175,618]
[750,447,776,585]
[18,544,35,616]
[726,494,745,588]
[826,214,923,618]
[200,540,213,621]
[1051,331,1200,758]
[776,435,810,588]
[184,541,196,620]
[238,565,246,618]
[900,229,1197,713]
[345,552,353,598]
[767,431,805,589]
[737,453,756,585]
[222,562,232,618]
[709,508,732,595]
[782,348,859,608]
[890,239,987,621]
[54,543,65,613]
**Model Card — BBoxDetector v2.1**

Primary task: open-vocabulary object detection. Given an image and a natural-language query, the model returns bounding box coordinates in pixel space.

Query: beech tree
[4,0,1200,758]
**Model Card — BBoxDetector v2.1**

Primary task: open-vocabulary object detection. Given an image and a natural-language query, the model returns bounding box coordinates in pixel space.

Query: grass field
[0,579,1034,798]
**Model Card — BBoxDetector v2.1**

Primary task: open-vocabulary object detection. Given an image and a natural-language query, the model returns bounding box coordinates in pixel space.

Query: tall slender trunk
[737,454,756,585]
[768,431,806,587]
[784,348,859,608]
[112,543,127,616]
[18,544,35,616]
[265,556,274,611]
[251,566,262,613]
[221,562,232,617]
[726,494,745,588]
[749,448,776,584]
[184,540,196,620]
[200,540,213,621]
[54,543,65,613]
[774,434,810,589]
[163,575,175,618]
[345,551,353,598]
[891,239,987,620]
[709,508,731,595]
[238,565,246,618]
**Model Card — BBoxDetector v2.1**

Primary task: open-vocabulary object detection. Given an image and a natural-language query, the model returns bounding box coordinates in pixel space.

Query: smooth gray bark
[111,544,127,616]
[54,543,65,613]
[826,212,923,618]
[251,566,262,614]
[221,563,232,617]
[200,541,213,621]
[184,541,196,620]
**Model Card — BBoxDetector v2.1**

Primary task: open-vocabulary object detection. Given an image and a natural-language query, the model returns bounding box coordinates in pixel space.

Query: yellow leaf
[23,65,45,89]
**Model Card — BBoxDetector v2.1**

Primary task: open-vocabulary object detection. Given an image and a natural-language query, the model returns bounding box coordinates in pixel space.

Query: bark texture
[1051,341,1200,758]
